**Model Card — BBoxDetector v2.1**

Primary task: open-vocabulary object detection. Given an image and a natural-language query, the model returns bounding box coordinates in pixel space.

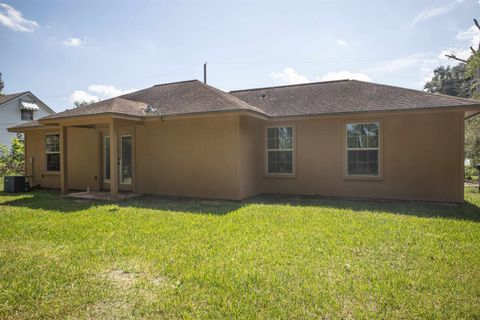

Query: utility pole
[203,62,207,84]
[0,73,4,95]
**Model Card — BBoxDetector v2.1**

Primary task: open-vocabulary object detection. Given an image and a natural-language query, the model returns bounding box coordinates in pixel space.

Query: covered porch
[41,114,142,199]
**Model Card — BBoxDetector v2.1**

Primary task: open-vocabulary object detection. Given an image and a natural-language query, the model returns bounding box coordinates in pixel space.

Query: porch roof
[40,97,149,121]
[7,120,54,131]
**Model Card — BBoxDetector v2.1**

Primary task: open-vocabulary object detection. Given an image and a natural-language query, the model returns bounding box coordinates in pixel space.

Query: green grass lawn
[0,189,479,319]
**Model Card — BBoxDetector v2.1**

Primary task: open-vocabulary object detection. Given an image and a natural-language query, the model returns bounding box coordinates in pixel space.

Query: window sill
[264,173,296,179]
[343,175,383,181]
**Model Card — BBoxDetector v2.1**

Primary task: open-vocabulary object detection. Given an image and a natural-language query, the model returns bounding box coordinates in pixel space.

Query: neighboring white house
[0,92,55,146]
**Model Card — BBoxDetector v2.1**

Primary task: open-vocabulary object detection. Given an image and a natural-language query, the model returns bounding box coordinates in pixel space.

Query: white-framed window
[103,135,110,183]
[266,126,294,175]
[45,134,60,172]
[345,122,380,176]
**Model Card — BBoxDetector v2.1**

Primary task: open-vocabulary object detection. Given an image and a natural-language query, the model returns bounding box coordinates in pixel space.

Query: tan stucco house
[8,79,480,202]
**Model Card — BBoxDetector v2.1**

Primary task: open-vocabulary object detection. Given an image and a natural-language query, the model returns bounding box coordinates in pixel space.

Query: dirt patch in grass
[89,269,172,318]
[106,269,138,289]
[87,299,131,320]
[104,268,172,290]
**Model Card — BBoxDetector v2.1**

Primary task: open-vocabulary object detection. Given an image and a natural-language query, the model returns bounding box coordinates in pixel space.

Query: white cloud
[63,37,83,47]
[336,39,347,46]
[370,55,425,73]
[438,24,480,63]
[366,54,443,88]
[317,71,372,82]
[456,24,480,52]
[366,23,478,85]
[87,84,136,98]
[270,67,310,84]
[410,0,464,26]
[70,90,99,104]
[0,3,38,32]
[70,84,136,105]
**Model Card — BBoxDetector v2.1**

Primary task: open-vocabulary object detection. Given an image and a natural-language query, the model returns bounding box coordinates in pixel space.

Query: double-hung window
[346,122,380,177]
[266,126,294,175]
[45,134,60,172]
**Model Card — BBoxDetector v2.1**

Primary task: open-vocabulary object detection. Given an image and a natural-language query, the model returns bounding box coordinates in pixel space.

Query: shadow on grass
[1,188,480,222]
[0,190,242,215]
[247,191,480,222]
[0,190,97,213]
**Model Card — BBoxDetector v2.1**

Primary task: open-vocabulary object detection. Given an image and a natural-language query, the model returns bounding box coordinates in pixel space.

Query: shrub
[0,137,25,177]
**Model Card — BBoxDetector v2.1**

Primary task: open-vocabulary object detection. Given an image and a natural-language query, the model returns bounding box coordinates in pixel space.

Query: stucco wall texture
[23,110,464,202]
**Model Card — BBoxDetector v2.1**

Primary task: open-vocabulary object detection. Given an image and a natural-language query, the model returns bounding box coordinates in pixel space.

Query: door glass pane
[121,136,132,184]
[104,136,110,181]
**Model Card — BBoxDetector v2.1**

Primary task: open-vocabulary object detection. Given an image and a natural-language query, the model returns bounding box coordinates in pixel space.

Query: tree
[445,18,480,97]
[424,19,480,168]
[0,137,25,177]
[465,116,480,168]
[73,100,96,108]
[425,65,480,167]
[424,64,474,98]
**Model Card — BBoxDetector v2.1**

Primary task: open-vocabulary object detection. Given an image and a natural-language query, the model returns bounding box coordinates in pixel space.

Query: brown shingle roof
[33,79,480,125]
[41,97,149,120]
[40,80,267,122]
[7,120,47,130]
[120,80,267,116]
[230,80,480,117]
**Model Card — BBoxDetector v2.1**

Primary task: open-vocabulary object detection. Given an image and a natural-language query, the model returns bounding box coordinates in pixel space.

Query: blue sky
[1,0,479,112]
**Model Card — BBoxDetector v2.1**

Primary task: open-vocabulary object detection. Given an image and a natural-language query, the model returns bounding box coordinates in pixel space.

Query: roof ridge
[117,79,199,101]
[229,79,350,93]
[350,80,480,104]
[199,81,269,116]
[153,79,199,87]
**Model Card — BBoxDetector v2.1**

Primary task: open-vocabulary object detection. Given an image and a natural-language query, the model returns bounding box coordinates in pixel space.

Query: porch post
[60,126,68,194]
[109,119,119,197]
